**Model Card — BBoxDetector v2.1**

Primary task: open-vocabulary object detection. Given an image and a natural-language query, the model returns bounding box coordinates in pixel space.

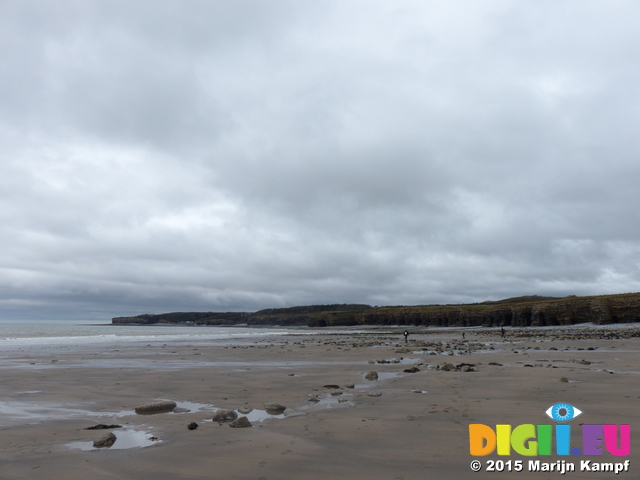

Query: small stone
[135,401,177,415]
[307,394,320,403]
[264,402,286,414]
[187,422,198,430]
[403,366,420,373]
[441,363,456,371]
[85,424,122,430]
[364,371,379,381]
[238,406,253,414]
[93,432,117,448]
[560,377,569,382]
[367,392,382,397]
[229,416,252,428]
[456,363,476,372]
[344,383,355,389]
[212,409,238,422]
[330,391,343,396]
[323,384,341,389]
[173,407,190,413]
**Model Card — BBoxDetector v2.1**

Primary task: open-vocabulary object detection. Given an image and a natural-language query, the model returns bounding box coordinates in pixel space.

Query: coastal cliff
[112,293,640,327]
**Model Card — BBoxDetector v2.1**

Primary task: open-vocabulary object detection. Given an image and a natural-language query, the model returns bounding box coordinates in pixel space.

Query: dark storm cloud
[2,1,640,320]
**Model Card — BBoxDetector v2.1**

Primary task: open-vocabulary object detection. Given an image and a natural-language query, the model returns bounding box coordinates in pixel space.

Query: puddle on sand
[312,395,340,407]
[239,409,285,422]
[0,401,115,426]
[355,371,399,388]
[301,393,354,410]
[203,408,285,424]
[0,398,214,427]
[170,400,216,413]
[374,357,422,365]
[67,428,160,451]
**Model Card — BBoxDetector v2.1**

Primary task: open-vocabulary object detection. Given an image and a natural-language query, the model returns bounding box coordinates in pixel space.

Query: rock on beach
[229,416,252,428]
[264,402,286,414]
[134,401,177,415]
[212,409,238,422]
[364,371,378,381]
[93,432,117,448]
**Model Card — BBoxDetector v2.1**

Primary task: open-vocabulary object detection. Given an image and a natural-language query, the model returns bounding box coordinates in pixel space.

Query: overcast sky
[2,1,640,321]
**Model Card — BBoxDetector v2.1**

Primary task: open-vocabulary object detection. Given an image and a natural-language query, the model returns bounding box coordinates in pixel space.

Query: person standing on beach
[462,331,465,339]
[501,327,505,339]
[403,330,409,343]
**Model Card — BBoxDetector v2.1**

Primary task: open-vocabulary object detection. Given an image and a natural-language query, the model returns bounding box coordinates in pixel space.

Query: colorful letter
[537,424,552,455]
[496,424,512,455]
[511,424,537,456]
[469,424,496,456]
[604,424,630,456]
[582,424,604,455]
[555,424,571,455]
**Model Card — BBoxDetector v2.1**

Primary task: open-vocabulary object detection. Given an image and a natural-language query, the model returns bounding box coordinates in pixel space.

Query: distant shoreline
[112,292,640,328]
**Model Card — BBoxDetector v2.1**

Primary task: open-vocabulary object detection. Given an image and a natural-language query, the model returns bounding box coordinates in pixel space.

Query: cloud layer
[2,1,640,320]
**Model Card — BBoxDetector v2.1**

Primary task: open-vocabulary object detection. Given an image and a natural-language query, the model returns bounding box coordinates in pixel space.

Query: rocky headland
[112,292,640,327]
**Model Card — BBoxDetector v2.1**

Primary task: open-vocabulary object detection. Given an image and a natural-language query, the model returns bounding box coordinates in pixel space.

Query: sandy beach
[1,325,638,479]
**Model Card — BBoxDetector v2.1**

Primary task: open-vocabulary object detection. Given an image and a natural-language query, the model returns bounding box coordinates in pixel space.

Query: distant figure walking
[501,327,505,339]
[403,330,409,343]
[462,331,466,339]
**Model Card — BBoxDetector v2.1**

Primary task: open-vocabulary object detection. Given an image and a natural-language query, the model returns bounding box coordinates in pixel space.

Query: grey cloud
[2,1,640,320]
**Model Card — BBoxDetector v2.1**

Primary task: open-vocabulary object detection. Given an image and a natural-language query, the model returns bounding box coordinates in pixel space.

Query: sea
[0,321,309,353]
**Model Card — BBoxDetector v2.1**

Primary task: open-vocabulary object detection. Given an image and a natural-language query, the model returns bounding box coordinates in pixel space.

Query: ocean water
[0,322,295,351]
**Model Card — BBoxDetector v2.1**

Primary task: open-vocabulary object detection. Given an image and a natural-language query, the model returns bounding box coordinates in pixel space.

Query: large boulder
[135,401,177,415]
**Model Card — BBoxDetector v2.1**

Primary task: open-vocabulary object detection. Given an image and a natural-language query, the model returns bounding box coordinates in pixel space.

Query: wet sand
[0,326,638,479]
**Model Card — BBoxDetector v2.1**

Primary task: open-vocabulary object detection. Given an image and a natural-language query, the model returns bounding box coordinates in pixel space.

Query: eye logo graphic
[545,403,583,422]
